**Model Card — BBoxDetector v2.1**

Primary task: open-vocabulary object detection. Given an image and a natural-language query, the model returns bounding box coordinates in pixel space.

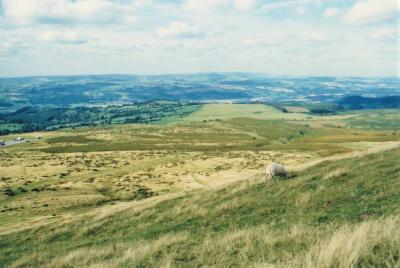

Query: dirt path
[0,140,27,148]
[187,162,211,189]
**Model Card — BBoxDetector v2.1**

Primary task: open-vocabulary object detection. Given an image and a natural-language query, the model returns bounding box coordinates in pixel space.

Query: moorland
[0,74,399,267]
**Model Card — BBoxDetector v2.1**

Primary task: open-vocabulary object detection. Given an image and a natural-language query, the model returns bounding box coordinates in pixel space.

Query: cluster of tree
[338,96,400,109]
[276,95,399,116]
[0,102,200,134]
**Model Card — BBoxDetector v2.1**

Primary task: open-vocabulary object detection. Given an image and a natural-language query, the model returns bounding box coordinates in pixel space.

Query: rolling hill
[0,102,399,267]
[1,74,398,114]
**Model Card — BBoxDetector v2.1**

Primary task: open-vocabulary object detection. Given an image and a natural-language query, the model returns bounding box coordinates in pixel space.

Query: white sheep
[265,162,288,181]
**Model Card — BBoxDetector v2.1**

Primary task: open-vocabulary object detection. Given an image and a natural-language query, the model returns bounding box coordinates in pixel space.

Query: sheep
[265,162,288,181]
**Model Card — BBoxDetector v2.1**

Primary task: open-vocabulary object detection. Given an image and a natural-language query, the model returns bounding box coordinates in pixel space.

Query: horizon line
[0,72,399,79]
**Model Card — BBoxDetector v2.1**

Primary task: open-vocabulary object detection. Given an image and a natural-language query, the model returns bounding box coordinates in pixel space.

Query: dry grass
[0,147,314,234]
[19,216,399,268]
[294,192,312,207]
[47,233,190,268]
[290,141,400,172]
[322,167,349,180]
[303,216,400,268]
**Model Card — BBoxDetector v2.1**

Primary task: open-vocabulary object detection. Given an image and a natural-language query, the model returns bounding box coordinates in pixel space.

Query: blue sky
[0,0,398,77]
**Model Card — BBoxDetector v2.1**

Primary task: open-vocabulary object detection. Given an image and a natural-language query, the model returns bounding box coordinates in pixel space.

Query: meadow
[0,103,399,267]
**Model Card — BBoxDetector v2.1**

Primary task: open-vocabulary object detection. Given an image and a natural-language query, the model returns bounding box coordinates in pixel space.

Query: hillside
[0,146,399,267]
[0,104,399,267]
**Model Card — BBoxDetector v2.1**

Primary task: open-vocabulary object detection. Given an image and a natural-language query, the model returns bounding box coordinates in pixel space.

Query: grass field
[182,104,400,131]
[0,104,399,267]
[343,109,400,130]
[182,104,311,122]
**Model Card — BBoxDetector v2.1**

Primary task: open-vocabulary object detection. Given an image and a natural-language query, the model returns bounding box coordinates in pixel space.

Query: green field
[1,104,399,267]
[183,103,311,122]
[343,110,400,130]
[180,104,400,131]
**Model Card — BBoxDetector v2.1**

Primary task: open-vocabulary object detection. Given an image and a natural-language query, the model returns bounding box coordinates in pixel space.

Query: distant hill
[0,74,398,113]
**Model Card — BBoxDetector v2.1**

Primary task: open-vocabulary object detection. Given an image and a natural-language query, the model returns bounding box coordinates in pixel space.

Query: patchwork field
[0,104,399,267]
[179,104,400,130]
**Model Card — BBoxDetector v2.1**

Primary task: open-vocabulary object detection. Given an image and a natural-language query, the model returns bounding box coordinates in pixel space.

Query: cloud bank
[0,0,398,77]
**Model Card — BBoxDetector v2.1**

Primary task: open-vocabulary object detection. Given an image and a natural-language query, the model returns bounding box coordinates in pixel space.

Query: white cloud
[370,27,397,40]
[261,1,296,12]
[40,31,87,44]
[0,39,17,56]
[183,0,256,13]
[183,0,229,14]
[233,0,257,11]
[241,37,278,47]
[296,6,306,15]
[345,0,399,24]
[0,0,397,76]
[323,7,341,18]
[301,31,328,42]
[1,0,136,26]
[261,0,312,12]
[157,21,203,38]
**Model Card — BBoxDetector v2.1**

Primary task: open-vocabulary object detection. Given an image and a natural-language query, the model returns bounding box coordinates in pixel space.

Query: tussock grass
[10,217,399,268]
[304,216,400,268]
[322,167,348,180]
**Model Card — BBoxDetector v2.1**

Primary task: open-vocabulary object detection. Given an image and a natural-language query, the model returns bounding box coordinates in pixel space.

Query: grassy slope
[182,104,311,122]
[1,148,399,267]
[343,109,400,130]
[33,118,399,155]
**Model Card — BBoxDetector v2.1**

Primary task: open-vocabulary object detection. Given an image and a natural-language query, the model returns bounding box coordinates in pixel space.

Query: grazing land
[0,103,399,267]
[182,104,310,122]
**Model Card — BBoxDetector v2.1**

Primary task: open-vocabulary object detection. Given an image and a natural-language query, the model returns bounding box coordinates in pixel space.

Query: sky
[0,0,398,77]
